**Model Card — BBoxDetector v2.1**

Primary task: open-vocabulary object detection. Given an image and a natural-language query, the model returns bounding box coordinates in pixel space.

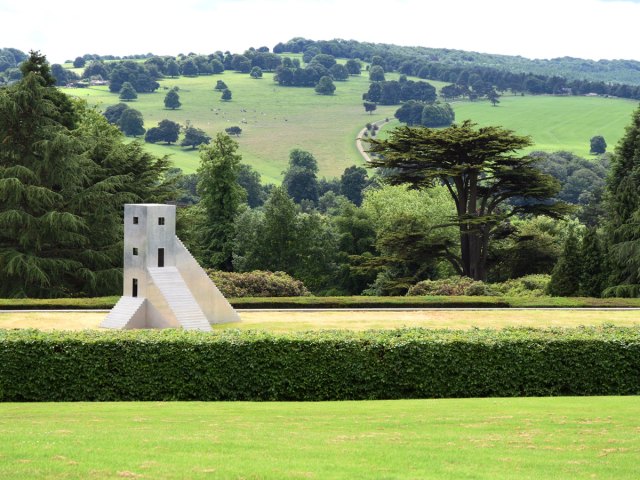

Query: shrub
[493,275,551,297]
[207,270,310,297]
[407,275,550,297]
[407,276,494,296]
[1,326,639,401]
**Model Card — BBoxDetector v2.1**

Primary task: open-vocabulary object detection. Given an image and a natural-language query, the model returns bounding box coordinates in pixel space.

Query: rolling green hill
[381,94,639,158]
[63,67,638,183]
[63,71,405,182]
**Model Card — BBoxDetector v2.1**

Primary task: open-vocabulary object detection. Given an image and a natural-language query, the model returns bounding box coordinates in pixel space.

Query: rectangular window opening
[133,248,138,256]
[158,217,165,226]
[132,278,138,297]
[158,248,165,268]
[133,216,139,225]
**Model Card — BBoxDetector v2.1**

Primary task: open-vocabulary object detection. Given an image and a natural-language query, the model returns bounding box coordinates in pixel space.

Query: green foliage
[363,101,376,114]
[144,119,180,145]
[0,66,173,297]
[590,135,607,154]
[421,102,455,127]
[103,102,129,124]
[20,50,56,87]
[181,123,211,149]
[491,275,551,297]
[367,121,570,281]
[359,185,459,295]
[369,65,385,82]
[492,217,575,281]
[547,228,582,296]
[163,88,181,109]
[214,80,228,90]
[395,101,454,127]
[604,105,640,297]
[206,270,310,297]
[119,82,138,101]
[225,126,242,136]
[407,277,494,296]
[237,163,266,208]
[2,326,640,401]
[315,76,336,95]
[233,187,338,292]
[196,133,244,270]
[109,60,159,93]
[407,274,550,297]
[282,149,319,204]
[579,228,607,297]
[345,59,362,75]
[339,165,369,207]
[117,107,145,136]
[221,88,232,101]
[249,66,263,79]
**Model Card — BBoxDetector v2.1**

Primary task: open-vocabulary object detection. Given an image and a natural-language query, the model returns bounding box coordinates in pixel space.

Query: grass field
[1,397,638,479]
[381,94,639,158]
[62,72,402,182]
[61,65,637,182]
[1,308,639,331]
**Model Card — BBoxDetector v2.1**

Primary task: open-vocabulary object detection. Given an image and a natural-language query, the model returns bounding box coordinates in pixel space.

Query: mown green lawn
[1,397,638,479]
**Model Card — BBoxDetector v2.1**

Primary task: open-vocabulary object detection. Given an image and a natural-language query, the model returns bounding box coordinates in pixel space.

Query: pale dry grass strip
[0,309,639,331]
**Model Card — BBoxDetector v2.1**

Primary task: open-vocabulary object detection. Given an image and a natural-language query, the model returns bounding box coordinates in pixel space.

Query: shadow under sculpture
[101,203,239,331]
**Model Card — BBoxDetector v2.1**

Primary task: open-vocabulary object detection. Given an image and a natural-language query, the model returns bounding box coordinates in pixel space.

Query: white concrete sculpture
[101,204,239,331]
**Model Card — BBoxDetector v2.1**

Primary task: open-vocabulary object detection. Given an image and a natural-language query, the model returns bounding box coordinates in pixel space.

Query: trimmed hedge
[206,270,310,297]
[1,327,639,401]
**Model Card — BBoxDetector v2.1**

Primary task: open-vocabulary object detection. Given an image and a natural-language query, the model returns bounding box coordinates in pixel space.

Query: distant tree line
[274,38,640,101]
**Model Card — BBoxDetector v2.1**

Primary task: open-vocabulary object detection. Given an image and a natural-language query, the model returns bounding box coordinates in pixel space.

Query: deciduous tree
[119,81,137,101]
[196,133,244,270]
[164,88,181,109]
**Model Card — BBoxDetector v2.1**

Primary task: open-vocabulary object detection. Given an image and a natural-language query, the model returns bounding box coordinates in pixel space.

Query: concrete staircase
[101,296,146,329]
[174,236,240,324]
[148,267,212,331]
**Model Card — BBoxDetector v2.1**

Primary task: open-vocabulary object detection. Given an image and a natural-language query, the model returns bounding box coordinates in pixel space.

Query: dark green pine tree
[547,228,582,297]
[579,227,606,297]
[196,132,244,270]
[604,105,640,297]
[0,72,90,297]
[72,106,175,295]
[0,54,176,297]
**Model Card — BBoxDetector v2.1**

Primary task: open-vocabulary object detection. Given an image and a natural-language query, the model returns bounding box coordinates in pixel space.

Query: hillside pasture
[0,397,638,479]
[62,72,401,182]
[380,94,638,158]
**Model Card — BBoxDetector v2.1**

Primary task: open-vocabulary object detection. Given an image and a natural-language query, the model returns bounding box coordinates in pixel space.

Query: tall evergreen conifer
[547,228,582,297]
[605,106,640,297]
[579,227,606,297]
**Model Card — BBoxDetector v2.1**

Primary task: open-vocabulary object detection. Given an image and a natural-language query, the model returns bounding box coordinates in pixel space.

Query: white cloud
[2,0,640,63]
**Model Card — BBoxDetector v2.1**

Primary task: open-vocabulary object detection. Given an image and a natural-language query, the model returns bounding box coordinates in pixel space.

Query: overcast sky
[3,0,640,63]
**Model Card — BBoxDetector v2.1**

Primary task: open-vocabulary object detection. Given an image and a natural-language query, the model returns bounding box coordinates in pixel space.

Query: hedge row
[3,295,640,310]
[1,327,639,401]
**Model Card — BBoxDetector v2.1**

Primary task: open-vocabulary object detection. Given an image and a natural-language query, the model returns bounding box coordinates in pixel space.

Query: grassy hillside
[63,68,638,182]
[63,72,403,182]
[381,94,639,157]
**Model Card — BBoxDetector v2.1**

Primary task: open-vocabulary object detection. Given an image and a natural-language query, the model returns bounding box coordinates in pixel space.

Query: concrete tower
[101,204,239,330]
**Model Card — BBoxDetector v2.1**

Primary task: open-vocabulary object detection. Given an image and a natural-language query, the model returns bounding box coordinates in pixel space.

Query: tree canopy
[367,121,569,280]
[164,88,181,109]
